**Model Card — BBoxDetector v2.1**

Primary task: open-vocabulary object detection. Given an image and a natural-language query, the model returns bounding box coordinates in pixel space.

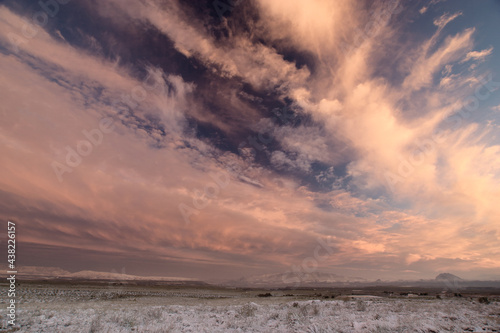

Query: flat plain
[1,282,499,332]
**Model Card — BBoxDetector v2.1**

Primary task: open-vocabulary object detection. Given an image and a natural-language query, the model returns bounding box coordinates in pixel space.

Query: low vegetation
[0,285,498,332]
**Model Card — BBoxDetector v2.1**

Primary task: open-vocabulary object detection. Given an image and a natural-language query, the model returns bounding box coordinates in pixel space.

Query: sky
[0,0,499,282]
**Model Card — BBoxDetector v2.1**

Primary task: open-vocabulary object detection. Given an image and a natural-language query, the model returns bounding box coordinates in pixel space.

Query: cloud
[97,0,311,93]
[433,11,462,29]
[419,0,448,16]
[270,150,312,173]
[461,46,494,63]
[403,28,474,91]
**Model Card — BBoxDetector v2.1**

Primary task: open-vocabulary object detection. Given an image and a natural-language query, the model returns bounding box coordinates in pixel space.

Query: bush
[238,303,257,317]
[268,313,280,320]
[147,307,163,320]
[312,304,320,316]
[89,316,102,333]
[478,297,490,304]
[356,300,366,312]
[258,293,272,297]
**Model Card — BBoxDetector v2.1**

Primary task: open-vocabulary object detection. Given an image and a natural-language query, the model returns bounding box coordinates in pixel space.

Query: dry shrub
[89,316,102,333]
[147,307,163,320]
[238,303,257,317]
[356,299,367,311]
[478,297,490,304]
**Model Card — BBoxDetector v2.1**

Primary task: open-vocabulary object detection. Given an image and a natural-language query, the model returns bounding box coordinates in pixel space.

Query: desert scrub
[374,325,393,333]
[237,303,257,317]
[356,299,367,311]
[299,304,309,317]
[147,307,163,320]
[121,318,136,328]
[267,312,280,320]
[312,304,320,316]
[478,297,490,304]
[307,324,335,333]
[88,315,102,333]
[286,311,301,327]
[109,313,136,328]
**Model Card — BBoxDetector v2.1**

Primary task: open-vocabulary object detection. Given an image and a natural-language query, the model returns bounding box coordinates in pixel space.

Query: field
[1,282,500,332]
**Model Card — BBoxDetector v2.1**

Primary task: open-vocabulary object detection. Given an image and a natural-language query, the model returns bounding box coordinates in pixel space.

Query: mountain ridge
[435,273,463,281]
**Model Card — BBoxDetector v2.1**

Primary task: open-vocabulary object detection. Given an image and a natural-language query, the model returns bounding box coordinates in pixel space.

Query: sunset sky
[1,0,500,282]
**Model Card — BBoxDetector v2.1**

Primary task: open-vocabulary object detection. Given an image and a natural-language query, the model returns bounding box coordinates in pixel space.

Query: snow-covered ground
[1,287,499,332]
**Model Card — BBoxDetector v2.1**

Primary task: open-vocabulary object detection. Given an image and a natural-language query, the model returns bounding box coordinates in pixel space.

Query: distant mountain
[0,265,71,277]
[226,271,366,287]
[0,265,201,283]
[435,273,463,281]
[65,270,199,282]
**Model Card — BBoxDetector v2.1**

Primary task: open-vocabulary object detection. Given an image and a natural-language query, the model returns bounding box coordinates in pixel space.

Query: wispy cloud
[461,46,494,63]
